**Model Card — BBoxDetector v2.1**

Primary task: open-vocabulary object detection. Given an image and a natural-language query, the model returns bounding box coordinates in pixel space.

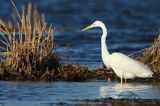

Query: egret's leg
[121,72,123,84]
[120,76,122,84]
[125,78,127,83]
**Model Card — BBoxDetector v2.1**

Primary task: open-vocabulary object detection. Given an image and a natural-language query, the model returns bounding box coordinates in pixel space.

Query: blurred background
[0,0,159,68]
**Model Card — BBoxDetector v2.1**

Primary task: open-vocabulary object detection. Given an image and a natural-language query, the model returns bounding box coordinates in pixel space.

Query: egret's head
[81,20,103,32]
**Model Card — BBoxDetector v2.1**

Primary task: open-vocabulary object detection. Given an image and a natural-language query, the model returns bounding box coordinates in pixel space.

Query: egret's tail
[137,70,153,78]
[135,61,154,78]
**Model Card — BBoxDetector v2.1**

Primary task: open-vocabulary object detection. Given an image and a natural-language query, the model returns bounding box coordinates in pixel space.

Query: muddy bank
[0,63,160,83]
[66,98,160,106]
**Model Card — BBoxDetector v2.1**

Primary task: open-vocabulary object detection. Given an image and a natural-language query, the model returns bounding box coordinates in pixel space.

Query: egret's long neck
[100,24,110,57]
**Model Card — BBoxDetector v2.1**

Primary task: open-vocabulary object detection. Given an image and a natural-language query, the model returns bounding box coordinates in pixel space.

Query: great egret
[81,21,153,83]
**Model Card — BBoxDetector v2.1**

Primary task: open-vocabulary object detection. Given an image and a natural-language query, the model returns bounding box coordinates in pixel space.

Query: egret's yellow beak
[81,24,94,32]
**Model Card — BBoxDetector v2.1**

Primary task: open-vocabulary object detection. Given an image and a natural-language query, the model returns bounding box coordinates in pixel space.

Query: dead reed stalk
[137,34,160,72]
[0,3,60,79]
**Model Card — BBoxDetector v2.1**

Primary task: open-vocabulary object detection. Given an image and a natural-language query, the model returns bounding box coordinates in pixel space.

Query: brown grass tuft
[92,67,118,81]
[56,64,91,81]
[137,34,160,72]
[0,3,60,80]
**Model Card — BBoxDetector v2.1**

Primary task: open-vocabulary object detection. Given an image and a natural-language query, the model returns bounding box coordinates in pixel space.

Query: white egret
[81,21,153,83]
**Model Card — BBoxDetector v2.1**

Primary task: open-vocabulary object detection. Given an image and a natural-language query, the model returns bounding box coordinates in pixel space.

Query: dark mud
[68,98,160,106]
[0,63,159,83]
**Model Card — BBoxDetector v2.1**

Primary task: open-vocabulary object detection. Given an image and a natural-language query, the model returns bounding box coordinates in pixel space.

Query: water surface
[0,81,160,106]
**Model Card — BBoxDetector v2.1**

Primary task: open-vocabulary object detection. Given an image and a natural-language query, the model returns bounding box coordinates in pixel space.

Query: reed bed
[0,3,60,80]
[56,64,91,81]
[137,34,160,72]
[92,67,118,81]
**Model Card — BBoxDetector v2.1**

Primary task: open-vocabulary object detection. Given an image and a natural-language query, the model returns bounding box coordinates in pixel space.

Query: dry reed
[0,18,15,32]
[137,34,160,72]
[0,3,60,80]
[56,64,90,81]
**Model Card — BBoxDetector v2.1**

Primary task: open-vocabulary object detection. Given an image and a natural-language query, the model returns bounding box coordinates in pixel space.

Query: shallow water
[0,0,160,105]
[0,81,160,106]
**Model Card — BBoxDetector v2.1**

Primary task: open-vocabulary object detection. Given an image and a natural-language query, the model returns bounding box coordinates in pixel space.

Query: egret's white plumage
[82,21,153,83]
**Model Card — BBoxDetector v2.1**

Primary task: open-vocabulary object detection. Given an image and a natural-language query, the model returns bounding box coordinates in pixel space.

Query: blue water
[0,81,160,106]
[0,0,160,105]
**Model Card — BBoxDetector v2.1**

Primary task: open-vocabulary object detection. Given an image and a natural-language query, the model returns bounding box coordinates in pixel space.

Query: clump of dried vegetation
[137,34,160,72]
[56,64,91,81]
[0,1,94,81]
[0,2,60,81]
[92,67,118,81]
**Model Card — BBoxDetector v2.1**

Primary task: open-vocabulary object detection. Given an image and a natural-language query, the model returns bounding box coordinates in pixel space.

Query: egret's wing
[110,53,153,77]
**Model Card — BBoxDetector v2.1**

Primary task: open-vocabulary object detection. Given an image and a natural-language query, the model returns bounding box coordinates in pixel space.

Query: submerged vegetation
[0,1,159,82]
